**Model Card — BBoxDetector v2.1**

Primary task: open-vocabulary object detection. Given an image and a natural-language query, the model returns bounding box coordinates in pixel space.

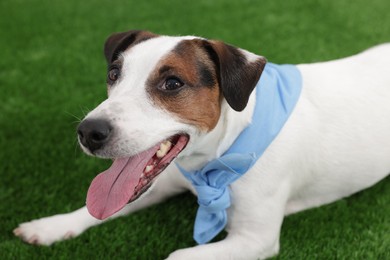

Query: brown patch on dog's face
[146,39,221,132]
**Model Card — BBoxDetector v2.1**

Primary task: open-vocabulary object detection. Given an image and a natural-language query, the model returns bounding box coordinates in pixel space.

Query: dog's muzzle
[77,119,112,153]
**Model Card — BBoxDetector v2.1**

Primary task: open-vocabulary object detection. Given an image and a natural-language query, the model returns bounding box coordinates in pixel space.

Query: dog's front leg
[14,165,188,245]
[168,175,290,260]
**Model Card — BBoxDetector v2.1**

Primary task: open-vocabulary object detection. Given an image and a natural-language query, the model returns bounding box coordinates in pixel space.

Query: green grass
[1,0,389,259]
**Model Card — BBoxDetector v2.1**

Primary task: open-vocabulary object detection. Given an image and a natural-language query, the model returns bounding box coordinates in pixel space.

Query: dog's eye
[161,77,184,91]
[107,68,120,83]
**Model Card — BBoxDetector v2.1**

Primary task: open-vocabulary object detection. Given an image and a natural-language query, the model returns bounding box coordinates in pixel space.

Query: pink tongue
[86,145,159,220]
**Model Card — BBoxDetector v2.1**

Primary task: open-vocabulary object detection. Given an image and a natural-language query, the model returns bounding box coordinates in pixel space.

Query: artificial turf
[1,0,389,259]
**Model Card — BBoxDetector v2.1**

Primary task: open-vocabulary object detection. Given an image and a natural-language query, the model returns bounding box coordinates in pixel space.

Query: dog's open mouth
[86,134,189,220]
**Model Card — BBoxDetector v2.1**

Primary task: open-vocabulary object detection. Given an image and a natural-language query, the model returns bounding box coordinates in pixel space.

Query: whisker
[80,106,91,118]
[73,136,80,156]
[65,111,83,124]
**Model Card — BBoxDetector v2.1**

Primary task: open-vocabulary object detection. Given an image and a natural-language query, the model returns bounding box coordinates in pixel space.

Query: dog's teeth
[156,140,172,158]
[144,165,154,173]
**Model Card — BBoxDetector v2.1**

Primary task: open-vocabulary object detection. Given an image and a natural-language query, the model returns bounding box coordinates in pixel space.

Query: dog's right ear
[104,30,157,64]
[200,40,267,111]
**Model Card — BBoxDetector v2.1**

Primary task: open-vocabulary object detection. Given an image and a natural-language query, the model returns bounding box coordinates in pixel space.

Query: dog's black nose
[77,119,112,152]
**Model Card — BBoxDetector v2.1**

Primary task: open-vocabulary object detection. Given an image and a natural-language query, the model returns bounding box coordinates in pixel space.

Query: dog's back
[281,44,390,213]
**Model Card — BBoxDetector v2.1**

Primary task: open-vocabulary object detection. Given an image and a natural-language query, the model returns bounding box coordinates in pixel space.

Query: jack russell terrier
[14,30,390,259]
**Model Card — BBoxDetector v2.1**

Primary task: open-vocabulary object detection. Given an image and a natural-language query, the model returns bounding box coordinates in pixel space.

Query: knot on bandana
[178,153,256,244]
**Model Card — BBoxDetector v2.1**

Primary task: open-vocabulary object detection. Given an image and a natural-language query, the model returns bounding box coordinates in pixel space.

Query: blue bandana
[177,63,302,244]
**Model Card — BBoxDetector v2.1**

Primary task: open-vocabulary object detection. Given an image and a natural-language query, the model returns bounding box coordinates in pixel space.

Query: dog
[14,30,390,259]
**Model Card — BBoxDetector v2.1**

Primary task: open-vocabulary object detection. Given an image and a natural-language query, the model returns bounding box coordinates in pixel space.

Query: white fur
[14,37,390,259]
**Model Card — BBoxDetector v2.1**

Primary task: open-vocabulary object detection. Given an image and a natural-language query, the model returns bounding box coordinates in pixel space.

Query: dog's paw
[167,248,214,260]
[14,214,83,246]
[167,250,193,260]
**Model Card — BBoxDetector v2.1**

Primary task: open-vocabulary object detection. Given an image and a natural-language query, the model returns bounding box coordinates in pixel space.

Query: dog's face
[77,30,266,220]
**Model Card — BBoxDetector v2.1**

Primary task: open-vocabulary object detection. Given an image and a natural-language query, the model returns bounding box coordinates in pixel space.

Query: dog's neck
[176,90,257,171]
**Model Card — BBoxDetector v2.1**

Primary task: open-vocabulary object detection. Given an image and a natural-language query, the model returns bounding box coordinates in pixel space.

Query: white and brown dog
[14,30,390,259]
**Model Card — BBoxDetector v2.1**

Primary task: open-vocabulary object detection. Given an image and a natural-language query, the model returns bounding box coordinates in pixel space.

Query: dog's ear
[104,30,157,64]
[202,40,267,111]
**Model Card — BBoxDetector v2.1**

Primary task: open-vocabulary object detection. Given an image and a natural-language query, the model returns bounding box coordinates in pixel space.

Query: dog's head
[77,30,266,219]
